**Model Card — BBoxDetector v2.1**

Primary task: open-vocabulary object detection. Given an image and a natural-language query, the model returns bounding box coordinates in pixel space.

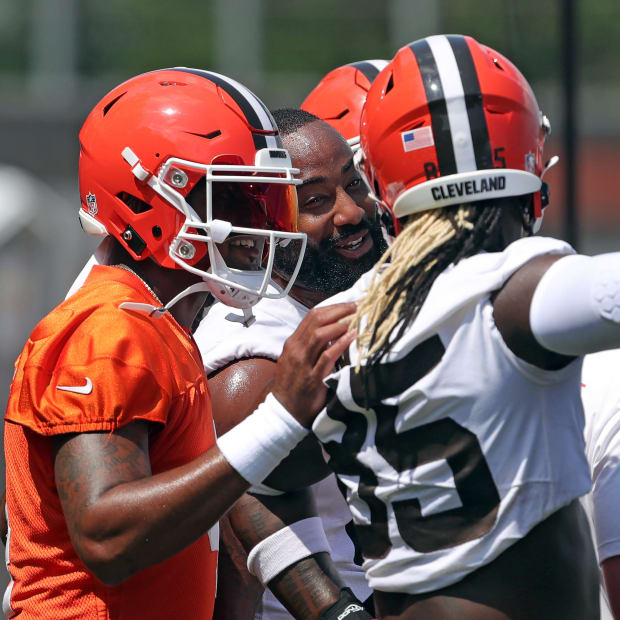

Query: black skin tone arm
[52,302,356,587]
[213,513,264,620]
[209,357,347,620]
[492,251,576,370]
[229,491,345,620]
[375,207,599,619]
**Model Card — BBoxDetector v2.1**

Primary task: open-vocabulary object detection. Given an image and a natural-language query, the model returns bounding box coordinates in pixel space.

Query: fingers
[299,303,357,333]
[314,329,356,380]
[274,302,358,425]
[290,303,357,361]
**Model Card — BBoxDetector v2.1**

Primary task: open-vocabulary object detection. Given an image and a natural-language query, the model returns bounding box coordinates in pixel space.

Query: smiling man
[268,110,384,306]
[196,108,387,620]
[2,73,353,620]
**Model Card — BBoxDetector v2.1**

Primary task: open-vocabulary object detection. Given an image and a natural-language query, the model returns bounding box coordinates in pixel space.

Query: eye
[346,177,364,192]
[303,195,325,209]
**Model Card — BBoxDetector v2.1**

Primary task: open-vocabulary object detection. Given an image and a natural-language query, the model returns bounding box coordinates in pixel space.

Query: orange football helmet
[78,68,306,310]
[301,60,387,150]
[360,35,556,235]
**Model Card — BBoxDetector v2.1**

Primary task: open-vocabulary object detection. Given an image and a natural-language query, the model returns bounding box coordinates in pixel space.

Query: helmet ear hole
[117,192,152,214]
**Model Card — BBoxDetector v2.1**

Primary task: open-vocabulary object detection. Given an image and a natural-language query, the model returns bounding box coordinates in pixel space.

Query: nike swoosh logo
[56,377,93,395]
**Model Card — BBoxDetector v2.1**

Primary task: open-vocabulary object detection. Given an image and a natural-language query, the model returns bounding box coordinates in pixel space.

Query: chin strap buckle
[225,307,256,328]
[118,302,168,318]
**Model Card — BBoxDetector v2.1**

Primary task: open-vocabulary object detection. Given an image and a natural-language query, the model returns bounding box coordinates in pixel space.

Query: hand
[273,302,356,427]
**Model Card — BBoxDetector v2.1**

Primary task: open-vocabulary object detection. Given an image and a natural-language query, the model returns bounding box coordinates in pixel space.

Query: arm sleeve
[530,253,620,356]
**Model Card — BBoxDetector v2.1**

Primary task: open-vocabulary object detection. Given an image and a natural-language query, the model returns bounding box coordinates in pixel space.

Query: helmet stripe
[170,68,282,150]
[446,35,493,171]
[408,39,457,177]
[425,35,477,173]
[349,60,387,83]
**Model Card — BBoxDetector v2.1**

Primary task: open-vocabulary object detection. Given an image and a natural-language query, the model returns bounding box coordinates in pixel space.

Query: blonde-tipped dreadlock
[351,203,495,371]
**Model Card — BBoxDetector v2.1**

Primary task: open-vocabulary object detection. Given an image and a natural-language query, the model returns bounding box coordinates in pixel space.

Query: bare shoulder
[492,253,575,369]
[208,357,277,435]
[208,358,331,489]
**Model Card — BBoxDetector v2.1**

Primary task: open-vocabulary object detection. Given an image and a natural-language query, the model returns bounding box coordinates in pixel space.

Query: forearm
[57,393,311,584]
[268,552,344,620]
[58,437,248,584]
[213,515,264,620]
[229,491,353,619]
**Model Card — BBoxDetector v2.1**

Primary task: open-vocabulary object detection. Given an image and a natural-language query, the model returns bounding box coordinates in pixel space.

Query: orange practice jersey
[4,266,218,619]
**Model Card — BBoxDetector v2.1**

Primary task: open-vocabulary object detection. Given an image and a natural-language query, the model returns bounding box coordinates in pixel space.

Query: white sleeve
[591,452,620,562]
[530,253,620,356]
[583,353,620,564]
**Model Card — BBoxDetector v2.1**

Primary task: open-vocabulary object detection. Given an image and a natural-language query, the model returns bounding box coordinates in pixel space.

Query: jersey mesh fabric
[4,265,217,619]
[313,236,590,594]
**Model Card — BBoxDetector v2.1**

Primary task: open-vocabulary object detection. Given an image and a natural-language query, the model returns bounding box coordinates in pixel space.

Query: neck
[106,244,207,329]
[272,273,329,309]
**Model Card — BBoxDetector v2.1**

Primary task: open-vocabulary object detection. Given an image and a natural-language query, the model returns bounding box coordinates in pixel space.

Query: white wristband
[247,517,330,585]
[217,392,309,486]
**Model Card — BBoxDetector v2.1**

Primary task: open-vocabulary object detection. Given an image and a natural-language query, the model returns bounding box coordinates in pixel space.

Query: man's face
[274,120,387,296]
[186,178,268,271]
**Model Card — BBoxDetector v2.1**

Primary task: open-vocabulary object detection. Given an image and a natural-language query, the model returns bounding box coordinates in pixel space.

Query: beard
[274,215,388,297]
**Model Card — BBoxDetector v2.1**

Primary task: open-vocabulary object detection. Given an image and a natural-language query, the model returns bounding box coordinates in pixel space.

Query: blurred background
[0,0,619,603]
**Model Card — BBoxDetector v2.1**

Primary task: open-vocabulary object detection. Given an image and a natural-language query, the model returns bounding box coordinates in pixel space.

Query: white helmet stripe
[367,59,388,71]
[426,35,477,173]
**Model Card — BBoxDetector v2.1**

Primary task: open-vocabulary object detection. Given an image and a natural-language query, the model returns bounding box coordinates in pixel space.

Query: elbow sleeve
[530,253,620,356]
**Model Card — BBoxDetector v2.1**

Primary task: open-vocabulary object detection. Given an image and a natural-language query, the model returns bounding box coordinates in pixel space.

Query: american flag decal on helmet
[402,126,434,153]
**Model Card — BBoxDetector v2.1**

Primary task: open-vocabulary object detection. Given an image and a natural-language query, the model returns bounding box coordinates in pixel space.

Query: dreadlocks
[352,201,506,372]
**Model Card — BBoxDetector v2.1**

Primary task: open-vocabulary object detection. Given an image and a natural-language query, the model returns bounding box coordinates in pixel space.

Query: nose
[333,188,364,228]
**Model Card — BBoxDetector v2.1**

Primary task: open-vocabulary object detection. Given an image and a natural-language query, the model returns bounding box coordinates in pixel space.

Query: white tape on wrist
[217,392,309,486]
[247,517,330,585]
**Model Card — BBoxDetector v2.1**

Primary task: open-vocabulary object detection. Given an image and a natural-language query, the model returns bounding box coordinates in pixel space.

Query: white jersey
[194,286,371,620]
[582,350,620,619]
[313,236,591,594]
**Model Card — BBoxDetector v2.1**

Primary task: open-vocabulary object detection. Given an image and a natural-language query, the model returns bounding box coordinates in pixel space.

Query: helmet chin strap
[118,281,211,319]
[117,244,265,327]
